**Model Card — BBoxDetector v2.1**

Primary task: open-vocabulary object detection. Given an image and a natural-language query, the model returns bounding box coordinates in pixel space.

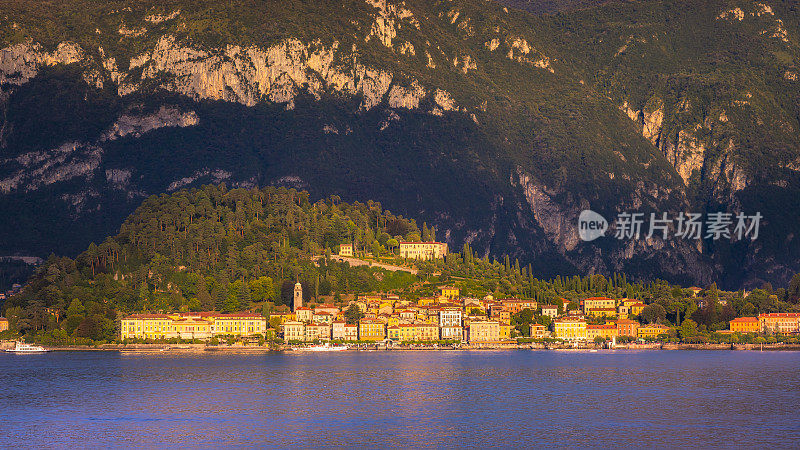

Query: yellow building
[587,308,618,318]
[387,325,401,341]
[283,321,305,341]
[630,303,646,317]
[0,317,9,332]
[359,319,386,341]
[586,324,618,340]
[439,286,460,301]
[120,314,176,340]
[583,297,616,313]
[499,322,512,340]
[120,312,269,341]
[468,320,500,343]
[758,313,800,334]
[399,241,448,260]
[553,318,587,341]
[339,243,353,257]
[637,324,670,339]
[210,312,269,336]
[171,317,212,339]
[729,317,759,333]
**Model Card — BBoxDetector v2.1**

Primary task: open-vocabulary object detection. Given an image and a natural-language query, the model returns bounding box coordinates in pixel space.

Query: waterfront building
[540,305,558,318]
[467,320,500,343]
[399,241,448,260]
[417,323,439,341]
[343,323,359,341]
[758,313,800,334]
[209,312,268,336]
[530,323,548,338]
[729,317,759,333]
[637,324,671,339]
[586,324,618,340]
[332,321,347,340]
[553,317,587,341]
[499,322,512,340]
[616,319,639,337]
[440,325,463,341]
[293,282,303,311]
[171,317,212,339]
[339,243,353,257]
[305,323,331,341]
[0,317,8,332]
[359,319,386,341]
[397,324,417,341]
[121,314,173,340]
[283,321,305,342]
[387,325,400,341]
[121,312,270,340]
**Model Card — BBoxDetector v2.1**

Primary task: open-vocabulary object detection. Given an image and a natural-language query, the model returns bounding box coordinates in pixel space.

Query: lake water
[1,350,799,448]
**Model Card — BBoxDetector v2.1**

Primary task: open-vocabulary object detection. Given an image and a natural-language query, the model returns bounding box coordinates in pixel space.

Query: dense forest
[2,184,799,344]
[2,185,422,342]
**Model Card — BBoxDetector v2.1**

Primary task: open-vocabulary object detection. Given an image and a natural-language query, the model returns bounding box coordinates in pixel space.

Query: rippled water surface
[1,350,799,447]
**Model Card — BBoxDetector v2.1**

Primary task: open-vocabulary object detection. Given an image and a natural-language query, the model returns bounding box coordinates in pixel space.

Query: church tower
[293,282,303,311]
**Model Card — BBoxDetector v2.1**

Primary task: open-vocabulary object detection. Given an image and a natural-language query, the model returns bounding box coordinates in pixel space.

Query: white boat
[293,343,348,352]
[6,342,48,353]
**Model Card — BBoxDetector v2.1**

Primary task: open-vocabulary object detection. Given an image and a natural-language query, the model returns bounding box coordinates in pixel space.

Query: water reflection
[0,350,799,447]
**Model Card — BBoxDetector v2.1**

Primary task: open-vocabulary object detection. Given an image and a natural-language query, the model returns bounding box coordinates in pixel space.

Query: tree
[197,278,213,311]
[344,304,364,324]
[386,238,399,255]
[679,319,698,340]
[640,303,666,324]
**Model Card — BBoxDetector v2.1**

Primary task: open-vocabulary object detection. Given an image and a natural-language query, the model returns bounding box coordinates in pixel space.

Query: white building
[439,307,462,328]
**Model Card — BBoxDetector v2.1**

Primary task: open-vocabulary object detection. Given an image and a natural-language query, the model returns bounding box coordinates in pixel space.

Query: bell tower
[293,282,303,311]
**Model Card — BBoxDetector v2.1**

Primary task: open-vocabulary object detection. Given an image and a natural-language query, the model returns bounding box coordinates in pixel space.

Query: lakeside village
[0,242,800,348]
[4,241,797,350]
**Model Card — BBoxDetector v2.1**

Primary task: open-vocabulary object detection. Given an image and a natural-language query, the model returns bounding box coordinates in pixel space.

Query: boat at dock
[5,342,48,353]
[292,343,349,352]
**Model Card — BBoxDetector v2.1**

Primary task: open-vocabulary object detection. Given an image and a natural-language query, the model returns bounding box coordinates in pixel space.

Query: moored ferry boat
[292,343,348,352]
[6,342,48,353]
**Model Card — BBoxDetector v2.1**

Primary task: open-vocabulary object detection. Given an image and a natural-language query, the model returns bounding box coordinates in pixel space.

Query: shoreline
[4,343,800,353]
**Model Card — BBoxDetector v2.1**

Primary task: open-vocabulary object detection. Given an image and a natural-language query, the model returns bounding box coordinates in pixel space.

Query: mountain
[0,0,798,289]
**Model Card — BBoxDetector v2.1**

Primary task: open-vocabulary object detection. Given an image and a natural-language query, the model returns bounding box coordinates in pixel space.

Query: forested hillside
[2,185,421,340]
[0,0,798,290]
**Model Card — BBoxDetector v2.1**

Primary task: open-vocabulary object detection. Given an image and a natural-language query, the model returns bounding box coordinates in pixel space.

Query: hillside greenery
[0,0,797,292]
[2,184,799,344]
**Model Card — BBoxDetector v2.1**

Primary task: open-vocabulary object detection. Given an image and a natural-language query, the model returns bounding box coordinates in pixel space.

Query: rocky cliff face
[0,0,797,289]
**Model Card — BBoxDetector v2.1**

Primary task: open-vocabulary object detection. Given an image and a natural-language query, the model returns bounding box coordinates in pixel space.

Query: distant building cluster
[121,312,268,340]
[728,313,800,334]
[272,288,536,344]
[547,297,662,341]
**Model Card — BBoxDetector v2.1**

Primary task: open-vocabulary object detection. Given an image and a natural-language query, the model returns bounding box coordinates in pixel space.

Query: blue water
[1,350,799,448]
